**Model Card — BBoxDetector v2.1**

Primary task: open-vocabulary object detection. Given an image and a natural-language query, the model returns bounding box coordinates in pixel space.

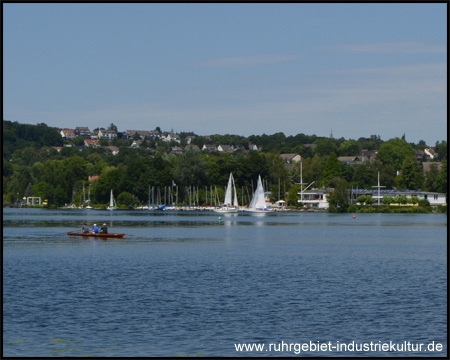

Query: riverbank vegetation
[3,120,447,212]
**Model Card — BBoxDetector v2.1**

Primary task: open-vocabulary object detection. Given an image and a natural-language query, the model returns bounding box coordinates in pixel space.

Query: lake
[3,208,447,357]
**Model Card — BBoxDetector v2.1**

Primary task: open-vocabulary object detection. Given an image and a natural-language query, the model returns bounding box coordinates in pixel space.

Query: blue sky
[3,3,447,145]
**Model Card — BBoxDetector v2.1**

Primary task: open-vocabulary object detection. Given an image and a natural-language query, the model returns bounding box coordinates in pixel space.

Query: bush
[394,195,408,204]
[347,205,358,213]
[418,199,430,207]
[436,205,447,213]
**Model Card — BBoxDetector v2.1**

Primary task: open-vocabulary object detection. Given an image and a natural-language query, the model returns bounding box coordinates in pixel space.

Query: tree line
[2,120,447,210]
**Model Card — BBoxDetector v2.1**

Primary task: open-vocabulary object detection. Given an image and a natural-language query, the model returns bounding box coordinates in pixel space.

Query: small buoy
[218,217,222,221]
[353,215,356,219]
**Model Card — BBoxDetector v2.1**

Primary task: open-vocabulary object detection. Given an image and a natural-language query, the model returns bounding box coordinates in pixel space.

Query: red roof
[89,175,99,182]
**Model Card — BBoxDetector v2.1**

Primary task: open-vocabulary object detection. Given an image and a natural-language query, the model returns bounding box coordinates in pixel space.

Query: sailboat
[214,172,239,213]
[244,175,273,213]
[107,189,117,211]
[85,184,93,209]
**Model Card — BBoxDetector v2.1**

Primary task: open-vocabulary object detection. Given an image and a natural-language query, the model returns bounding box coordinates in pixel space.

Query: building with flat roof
[350,189,446,206]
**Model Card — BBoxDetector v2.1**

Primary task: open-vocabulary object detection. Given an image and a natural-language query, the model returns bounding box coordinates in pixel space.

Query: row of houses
[337,148,437,165]
[129,141,260,153]
[53,140,260,156]
[60,127,181,143]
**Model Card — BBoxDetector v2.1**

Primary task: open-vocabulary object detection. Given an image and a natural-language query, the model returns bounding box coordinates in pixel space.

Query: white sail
[232,173,239,207]
[214,172,239,213]
[107,189,116,210]
[245,175,272,212]
[224,173,233,206]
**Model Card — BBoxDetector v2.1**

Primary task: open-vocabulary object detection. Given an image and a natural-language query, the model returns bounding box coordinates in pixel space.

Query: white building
[351,189,446,206]
[297,189,332,209]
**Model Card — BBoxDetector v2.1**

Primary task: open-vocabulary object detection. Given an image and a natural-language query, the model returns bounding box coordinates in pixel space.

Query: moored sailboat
[107,189,117,211]
[244,175,273,213]
[214,172,239,213]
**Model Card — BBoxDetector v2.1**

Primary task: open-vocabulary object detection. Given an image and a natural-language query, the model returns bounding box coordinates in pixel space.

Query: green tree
[395,157,424,190]
[435,159,447,194]
[424,163,441,192]
[108,123,118,132]
[327,177,349,213]
[73,137,85,146]
[315,138,338,156]
[95,167,124,203]
[382,196,394,205]
[338,139,362,156]
[376,137,415,171]
[435,141,447,161]
[117,191,133,207]
[287,184,301,206]
[321,152,341,186]
[171,150,208,187]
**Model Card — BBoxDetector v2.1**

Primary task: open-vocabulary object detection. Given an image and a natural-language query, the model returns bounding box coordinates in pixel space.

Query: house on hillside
[415,150,425,162]
[162,133,181,143]
[202,144,217,152]
[185,144,200,151]
[171,146,183,155]
[360,149,378,161]
[217,145,234,152]
[131,140,144,148]
[60,129,76,140]
[424,148,437,160]
[185,136,196,145]
[338,156,362,165]
[105,146,119,155]
[84,139,100,148]
[248,144,260,151]
[98,129,117,140]
[280,153,302,163]
[126,130,151,139]
[75,127,92,139]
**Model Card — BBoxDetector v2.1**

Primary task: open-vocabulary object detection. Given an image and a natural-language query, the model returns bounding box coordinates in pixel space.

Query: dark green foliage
[434,141,447,161]
[2,120,447,207]
[395,157,424,190]
[327,177,350,213]
[3,120,63,157]
[376,137,415,171]
[315,138,338,156]
[338,139,362,156]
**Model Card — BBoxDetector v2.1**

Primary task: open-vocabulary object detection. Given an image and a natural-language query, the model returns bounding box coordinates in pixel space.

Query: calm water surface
[3,208,447,357]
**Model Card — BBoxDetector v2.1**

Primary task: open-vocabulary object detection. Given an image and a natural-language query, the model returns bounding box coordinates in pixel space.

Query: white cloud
[201,54,300,68]
[326,42,446,54]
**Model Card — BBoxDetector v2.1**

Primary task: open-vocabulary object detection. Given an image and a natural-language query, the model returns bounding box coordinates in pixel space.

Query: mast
[300,161,303,201]
[372,172,385,206]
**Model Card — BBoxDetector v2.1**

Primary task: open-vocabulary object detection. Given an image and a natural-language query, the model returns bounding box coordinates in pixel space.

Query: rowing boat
[67,232,125,238]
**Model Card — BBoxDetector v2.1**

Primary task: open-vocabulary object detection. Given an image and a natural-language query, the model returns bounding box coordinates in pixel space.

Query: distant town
[3,120,447,212]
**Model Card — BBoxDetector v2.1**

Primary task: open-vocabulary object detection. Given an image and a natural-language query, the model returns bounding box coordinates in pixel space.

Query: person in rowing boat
[92,223,99,234]
[81,223,90,233]
[100,223,108,234]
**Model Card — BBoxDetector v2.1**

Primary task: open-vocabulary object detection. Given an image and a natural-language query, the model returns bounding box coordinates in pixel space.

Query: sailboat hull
[243,208,273,213]
[214,207,238,213]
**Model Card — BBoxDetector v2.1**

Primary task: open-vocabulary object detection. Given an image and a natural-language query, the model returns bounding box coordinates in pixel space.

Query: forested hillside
[2,120,447,209]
